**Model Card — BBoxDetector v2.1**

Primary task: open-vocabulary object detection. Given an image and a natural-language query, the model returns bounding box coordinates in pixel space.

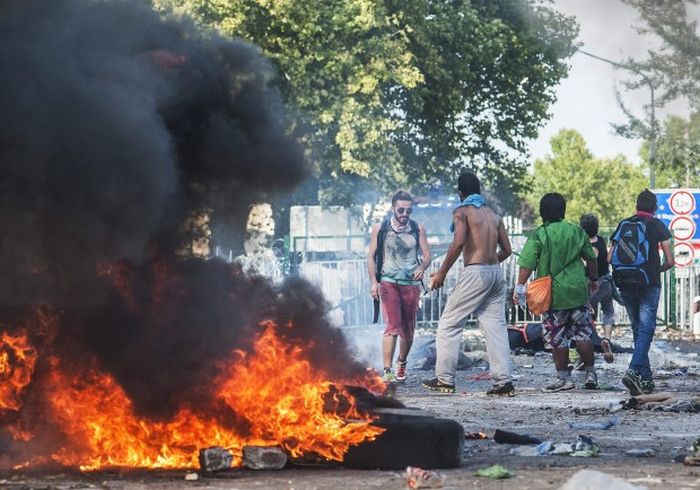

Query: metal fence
[299,252,687,331]
[674,265,700,331]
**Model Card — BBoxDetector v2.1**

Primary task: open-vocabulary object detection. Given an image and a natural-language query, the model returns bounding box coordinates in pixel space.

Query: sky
[530,0,695,164]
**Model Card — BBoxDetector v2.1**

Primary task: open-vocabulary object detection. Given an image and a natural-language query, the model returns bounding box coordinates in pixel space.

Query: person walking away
[368,190,431,383]
[580,213,616,363]
[514,193,599,392]
[421,172,515,396]
[609,189,674,395]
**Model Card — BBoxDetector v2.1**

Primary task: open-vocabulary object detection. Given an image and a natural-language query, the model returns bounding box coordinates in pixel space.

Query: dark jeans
[619,286,661,380]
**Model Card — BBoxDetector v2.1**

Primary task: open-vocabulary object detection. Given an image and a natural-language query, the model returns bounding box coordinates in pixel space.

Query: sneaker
[584,370,598,390]
[622,370,643,396]
[421,377,456,393]
[395,360,407,382]
[486,382,515,397]
[541,378,575,393]
[601,338,614,364]
[640,379,655,394]
[382,368,397,383]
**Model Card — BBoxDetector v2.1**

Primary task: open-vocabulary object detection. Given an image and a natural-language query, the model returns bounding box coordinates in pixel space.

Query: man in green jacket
[514,193,599,392]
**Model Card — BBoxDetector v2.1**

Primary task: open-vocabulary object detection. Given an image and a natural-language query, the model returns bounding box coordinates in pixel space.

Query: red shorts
[380,281,421,340]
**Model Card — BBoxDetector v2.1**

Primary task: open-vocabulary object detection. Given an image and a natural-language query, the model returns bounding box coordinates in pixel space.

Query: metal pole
[578,49,656,188]
[649,82,656,189]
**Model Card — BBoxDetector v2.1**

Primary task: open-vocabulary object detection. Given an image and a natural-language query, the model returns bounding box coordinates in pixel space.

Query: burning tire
[342,409,464,470]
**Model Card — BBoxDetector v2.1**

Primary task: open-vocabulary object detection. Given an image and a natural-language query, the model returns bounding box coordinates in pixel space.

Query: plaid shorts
[543,305,594,349]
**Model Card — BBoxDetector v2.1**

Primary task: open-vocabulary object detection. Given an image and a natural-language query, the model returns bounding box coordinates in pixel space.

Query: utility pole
[578,50,657,188]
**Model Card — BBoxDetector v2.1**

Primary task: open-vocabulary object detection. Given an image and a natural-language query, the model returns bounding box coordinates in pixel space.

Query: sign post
[654,189,700,267]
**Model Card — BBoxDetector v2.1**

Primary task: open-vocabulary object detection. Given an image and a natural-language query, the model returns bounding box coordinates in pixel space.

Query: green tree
[622,0,700,106]
[640,112,700,188]
[155,0,578,209]
[530,129,647,227]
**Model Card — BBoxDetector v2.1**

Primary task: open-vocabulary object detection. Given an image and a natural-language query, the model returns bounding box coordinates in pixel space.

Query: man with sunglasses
[368,190,431,383]
[422,173,514,396]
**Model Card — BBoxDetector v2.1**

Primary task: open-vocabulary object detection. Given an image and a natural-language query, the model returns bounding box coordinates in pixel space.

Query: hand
[513,284,527,307]
[588,279,599,295]
[428,270,446,290]
[412,267,425,281]
[370,282,379,301]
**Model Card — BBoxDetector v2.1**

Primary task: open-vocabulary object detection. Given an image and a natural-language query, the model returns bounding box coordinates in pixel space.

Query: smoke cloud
[0,0,365,422]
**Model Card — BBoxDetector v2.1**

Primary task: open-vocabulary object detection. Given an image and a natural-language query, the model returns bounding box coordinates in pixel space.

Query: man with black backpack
[368,190,431,383]
[609,189,674,395]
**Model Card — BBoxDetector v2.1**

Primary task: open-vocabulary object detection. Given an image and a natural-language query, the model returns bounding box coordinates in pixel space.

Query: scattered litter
[493,429,542,445]
[648,343,700,371]
[655,400,700,413]
[509,445,540,457]
[684,438,700,466]
[625,448,655,457]
[627,477,663,485]
[475,464,512,479]
[559,469,647,490]
[536,441,554,454]
[550,444,574,455]
[508,436,597,458]
[569,415,619,431]
[467,371,490,381]
[673,454,687,463]
[242,445,287,470]
[570,435,600,457]
[184,473,199,481]
[509,441,562,457]
[464,432,488,440]
[522,364,534,369]
[404,466,446,488]
[198,446,233,473]
[608,402,624,413]
[622,392,700,413]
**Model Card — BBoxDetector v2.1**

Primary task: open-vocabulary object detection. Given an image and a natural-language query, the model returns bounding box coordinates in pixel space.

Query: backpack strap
[374,218,391,282]
[409,218,422,264]
[542,224,585,278]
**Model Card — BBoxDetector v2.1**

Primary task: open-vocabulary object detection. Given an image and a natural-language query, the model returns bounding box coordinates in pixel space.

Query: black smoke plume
[0,0,367,423]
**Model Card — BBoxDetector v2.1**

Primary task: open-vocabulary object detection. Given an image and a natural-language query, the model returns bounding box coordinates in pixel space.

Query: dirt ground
[3,330,699,489]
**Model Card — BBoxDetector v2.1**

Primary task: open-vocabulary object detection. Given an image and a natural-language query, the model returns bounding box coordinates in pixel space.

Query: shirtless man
[421,172,514,395]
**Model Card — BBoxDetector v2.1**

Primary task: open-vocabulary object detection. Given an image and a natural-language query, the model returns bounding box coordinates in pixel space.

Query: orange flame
[0,330,38,412]
[34,321,384,470]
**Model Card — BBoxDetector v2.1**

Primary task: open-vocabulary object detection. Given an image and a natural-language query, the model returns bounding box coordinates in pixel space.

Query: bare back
[455,206,508,265]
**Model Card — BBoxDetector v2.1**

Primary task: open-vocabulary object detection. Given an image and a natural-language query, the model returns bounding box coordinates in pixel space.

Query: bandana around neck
[391,215,410,233]
[449,194,486,232]
[635,210,655,219]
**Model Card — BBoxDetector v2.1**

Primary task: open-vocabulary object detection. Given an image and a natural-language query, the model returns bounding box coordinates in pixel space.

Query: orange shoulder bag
[526,226,578,315]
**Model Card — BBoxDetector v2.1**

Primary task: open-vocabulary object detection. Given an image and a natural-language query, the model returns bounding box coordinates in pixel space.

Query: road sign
[654,189,700,266]
[670,216,696,241]
[669,190,696,215]
[674,242,695,267]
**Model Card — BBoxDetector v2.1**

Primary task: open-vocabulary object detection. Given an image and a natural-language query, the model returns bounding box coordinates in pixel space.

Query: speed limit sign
[669,190,696,215]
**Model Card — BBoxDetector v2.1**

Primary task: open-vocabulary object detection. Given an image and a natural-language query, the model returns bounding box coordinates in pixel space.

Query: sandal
[601,338,614,364]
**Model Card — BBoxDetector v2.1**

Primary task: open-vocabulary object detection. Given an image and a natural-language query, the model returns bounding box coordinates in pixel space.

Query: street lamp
[578,49,658,188]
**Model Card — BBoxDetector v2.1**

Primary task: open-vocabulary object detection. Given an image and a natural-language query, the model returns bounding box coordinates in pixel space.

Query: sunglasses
[396,207,412,215]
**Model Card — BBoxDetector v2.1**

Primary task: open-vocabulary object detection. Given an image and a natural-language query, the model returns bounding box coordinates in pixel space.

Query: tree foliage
[640,112,700,188]
[621,0,700,106]
[530,129,647,227]
[155,0,577,209]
